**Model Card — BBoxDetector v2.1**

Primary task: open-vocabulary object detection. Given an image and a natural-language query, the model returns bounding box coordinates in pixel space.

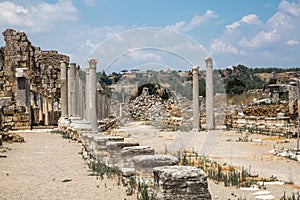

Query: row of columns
[192,57,215,131]
[59,58,98,131]
[60,56,213,132]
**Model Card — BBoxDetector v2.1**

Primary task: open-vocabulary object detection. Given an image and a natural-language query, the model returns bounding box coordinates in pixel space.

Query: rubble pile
[242,104,290,117]
[0,131,24,143]
[128,87,182,127]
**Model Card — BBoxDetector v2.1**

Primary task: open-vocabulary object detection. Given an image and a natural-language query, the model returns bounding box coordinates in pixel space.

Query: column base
[70,119,93,131]
[58,117,70,128]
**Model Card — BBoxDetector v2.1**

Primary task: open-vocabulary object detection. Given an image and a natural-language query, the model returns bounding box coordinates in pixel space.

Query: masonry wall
[0,28,69,130]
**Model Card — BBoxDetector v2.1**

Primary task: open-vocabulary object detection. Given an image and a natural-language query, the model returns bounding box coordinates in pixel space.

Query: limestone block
[133,154,178,175]
[105,142,140,164]
[118,146,155,168]
[13,113,30,122]
[120,167,136,177]
[153,166,211,200]
[4,116,13,122]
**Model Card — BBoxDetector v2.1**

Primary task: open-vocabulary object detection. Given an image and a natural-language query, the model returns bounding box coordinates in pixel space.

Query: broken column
[205,57,215,130]
[192,66,200,131]
[88,58,98,131]
[58,61,70,127]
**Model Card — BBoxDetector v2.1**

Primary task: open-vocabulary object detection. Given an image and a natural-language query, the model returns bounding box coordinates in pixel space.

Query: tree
[225,78,246,96]
[99,70,112,85]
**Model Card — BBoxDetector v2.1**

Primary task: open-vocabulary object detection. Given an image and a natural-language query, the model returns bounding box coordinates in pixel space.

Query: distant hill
[95,65,300,99]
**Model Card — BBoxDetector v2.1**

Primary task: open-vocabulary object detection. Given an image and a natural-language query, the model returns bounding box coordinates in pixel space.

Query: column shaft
[85,68,90,121]
[60,61,68,117]
[69,63,77,117]
[88,58,98,131]
[205,57,215,130]
[192,66,200,131]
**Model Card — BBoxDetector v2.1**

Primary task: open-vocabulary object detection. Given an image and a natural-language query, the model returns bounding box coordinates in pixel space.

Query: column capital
[192,66,199,74]
[88,58,98,69]
[70,63,76,67]
[205,57,213,68]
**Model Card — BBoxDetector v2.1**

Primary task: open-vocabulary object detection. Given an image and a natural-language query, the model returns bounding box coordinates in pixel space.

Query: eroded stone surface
[153,166,211,200]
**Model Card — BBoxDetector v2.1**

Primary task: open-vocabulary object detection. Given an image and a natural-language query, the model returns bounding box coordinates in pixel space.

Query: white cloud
[285,39,299,46]
[84,0,96,6]
[165,21,186,32]
[0,0,77,32]
[210,40,239,54]
[239,30,281,48]
[166,10,218,32]
[279,0,300,16]
[226,14,261,32]
[129,51,162,62]
[211,0,300,67]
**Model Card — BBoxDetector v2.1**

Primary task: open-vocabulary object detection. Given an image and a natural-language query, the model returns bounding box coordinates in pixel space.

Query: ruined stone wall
[0,29,69,130]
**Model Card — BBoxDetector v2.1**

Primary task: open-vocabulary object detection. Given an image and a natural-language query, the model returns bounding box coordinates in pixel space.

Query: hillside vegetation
[94,65,300,100]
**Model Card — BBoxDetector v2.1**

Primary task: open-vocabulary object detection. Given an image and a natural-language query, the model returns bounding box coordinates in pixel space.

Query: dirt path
[0,130,134,200]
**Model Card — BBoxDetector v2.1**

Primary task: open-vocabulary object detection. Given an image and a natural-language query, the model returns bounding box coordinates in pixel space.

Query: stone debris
[269,148,300,162]
[153,166,211,200]
[79,131,211,199]
[128,87,182,128]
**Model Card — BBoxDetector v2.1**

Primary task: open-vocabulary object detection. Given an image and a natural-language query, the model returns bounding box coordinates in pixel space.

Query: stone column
[192,66,200,131]
[76,65,81,119]
[88,58,98,131]
[85,68,90,121]
[67,65,72,117]
[60,61,68,118]
[44,97,49,125]
[69,63,77,118]
[78,77,83,119]
[205,57,215,130]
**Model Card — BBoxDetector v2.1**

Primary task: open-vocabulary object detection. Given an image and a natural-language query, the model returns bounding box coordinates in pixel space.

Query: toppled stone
[118,146,155,168]
[120,167,136,177]
[153,166,211,200]
[133,154,178,175]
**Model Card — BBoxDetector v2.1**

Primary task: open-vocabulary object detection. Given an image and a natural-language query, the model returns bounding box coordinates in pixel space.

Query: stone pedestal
[205,57,215,130]
[192,66,200,131]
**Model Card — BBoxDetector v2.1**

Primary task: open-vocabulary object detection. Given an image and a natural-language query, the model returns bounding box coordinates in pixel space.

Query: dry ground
[0,130,135,200]
[1,123,299,200]
[118,121,300,199]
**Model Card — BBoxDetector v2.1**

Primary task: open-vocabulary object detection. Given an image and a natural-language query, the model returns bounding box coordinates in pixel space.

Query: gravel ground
[1,124,299,200]
[0,130,135,200]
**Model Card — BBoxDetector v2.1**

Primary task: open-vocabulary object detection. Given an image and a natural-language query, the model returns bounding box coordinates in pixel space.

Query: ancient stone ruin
[0,29,213,199]
[0,29,68,132]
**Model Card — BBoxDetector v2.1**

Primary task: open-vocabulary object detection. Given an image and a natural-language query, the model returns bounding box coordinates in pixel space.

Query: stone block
[153,166,211,200]
[133,154,178,175]
[118,146,155,168]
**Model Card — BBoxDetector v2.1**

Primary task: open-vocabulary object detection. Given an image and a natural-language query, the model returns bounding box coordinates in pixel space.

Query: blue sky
[0,0,299,72]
